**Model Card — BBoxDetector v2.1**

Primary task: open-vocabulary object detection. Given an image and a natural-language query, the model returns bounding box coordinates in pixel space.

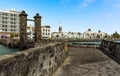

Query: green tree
[112,31,120,38]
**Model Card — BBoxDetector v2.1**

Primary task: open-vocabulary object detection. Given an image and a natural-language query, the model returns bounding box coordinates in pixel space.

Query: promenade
[53,47,120,76]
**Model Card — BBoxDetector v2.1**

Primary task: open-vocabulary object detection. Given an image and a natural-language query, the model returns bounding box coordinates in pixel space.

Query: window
[14,14,16,16]
[14,18,16,20]
[2,21,4,23]
[11,29,13,31]
[48,29,50,32]
[5,21,7,23]
[2,25,4,27]
[5,25,7,27]
[11,14,13,16]
[11,26,13,28]
[14,26,16,28]
[6,13,7,16]
[11,18,13,20]
[2,17,4,19]
[5,29,7,31]
[2,29,4,31]
[11,22,13,24]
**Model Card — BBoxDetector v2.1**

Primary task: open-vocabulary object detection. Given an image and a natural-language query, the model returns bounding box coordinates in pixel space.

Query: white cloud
[82,0,95,7]
[83,3,88,7]
[77,0,95,10]
[60,0,70,4]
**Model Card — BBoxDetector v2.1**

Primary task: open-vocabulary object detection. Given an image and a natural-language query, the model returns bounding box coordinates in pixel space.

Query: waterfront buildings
[27,24,34,39]
[52,26,81,39]
[0,9,107,39]
[0,9,20,38]
[27,25,51,39]
[0,9,20,33]
[42,25,51,39]
[52,27,107,39]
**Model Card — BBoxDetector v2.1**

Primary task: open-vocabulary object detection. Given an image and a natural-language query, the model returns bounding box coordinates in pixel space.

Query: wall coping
[0,42,65,64]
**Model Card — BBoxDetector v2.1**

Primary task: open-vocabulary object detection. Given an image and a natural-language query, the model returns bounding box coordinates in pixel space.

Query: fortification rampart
[100,40,120,63]
[0,41,68,76]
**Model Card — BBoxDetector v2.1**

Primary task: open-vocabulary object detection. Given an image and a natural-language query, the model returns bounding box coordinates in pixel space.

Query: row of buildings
[0,9,107,39]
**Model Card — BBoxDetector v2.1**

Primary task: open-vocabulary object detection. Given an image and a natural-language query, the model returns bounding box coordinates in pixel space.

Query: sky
[0,0,120,34]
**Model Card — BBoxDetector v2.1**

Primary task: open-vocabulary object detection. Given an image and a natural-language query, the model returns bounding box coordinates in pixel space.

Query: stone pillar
[19,11,28,50]
[34,13,42,43]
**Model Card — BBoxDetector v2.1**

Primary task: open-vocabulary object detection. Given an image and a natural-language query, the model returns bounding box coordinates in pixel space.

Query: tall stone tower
[59,26,62,33]
[19,11,28,50]
[34,13,42,43]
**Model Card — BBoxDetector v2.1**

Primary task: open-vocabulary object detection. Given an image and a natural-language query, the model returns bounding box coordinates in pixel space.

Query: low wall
[0,38,10,46]
[0,42,68,76]
[0,38,19,48]
[68,42,100,48]
[100,40,120,63]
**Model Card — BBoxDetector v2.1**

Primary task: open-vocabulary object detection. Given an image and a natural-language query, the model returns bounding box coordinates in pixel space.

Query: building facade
[42,25,51,38]
[0,9,20,33]
[27,25,51,39]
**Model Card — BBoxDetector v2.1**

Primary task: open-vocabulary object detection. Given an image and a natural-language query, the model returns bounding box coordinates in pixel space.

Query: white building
[52,26,81,39]
[27,25,51,39]
[83,29,95,39]
[95,30,107,38]
[42,25,51,38]
[0,9,20,33]
[52,26,64,39]
[82,29,107,39]
[27,24,34,39]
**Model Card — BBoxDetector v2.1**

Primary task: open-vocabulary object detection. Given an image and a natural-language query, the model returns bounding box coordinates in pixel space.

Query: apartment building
[42,25,51,38]
[27,25,51,39]
[0,9,20,33]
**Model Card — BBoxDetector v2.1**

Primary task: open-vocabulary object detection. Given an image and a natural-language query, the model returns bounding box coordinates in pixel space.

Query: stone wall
[100,40,120,63]
[0,38,19,47]
[0,42,68,76]
[0,38,10,46]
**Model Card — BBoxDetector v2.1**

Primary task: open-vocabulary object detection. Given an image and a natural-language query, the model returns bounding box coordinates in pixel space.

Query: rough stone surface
[53,47,120,76]
[0,42,68,76]
[34,13,42,43]
[100,40,120,63]
[19,11,28,50]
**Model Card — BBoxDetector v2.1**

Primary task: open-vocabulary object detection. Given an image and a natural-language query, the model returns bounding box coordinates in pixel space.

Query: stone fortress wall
[100,40,120,64]
[0,41,68,76]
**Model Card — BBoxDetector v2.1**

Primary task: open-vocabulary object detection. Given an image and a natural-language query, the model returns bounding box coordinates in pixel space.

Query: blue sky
[0,0,120,34]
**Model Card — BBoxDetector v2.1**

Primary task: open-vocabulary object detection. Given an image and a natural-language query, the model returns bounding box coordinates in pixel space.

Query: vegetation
[112,31,120,38]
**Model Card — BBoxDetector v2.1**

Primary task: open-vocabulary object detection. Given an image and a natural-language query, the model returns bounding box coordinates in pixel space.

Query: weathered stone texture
[100,40,120,63]
[34,13,42,43]
[0,42,68,76]
[19,11,28,50]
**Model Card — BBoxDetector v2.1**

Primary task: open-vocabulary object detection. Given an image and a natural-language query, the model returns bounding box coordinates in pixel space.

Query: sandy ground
[52,47,120,76]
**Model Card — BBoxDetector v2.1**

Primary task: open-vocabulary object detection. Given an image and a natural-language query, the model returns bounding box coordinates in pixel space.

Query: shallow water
[0,44,19,56]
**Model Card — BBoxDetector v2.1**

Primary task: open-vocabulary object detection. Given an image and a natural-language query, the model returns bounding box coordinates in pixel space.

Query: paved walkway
[53,47,120,76]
